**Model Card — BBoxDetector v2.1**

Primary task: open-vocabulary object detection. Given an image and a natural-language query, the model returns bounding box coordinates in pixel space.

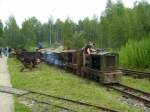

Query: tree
[61,18,75,48]
[0,20,3,46]
[0,20,3,37]
[54,19,63,45]
[3,16,23,48]
[21,17,42,48]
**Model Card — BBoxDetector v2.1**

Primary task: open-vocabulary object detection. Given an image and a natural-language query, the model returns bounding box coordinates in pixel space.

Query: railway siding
[8,58,141,112]
[108,84,150,107]
[120,69,150,79]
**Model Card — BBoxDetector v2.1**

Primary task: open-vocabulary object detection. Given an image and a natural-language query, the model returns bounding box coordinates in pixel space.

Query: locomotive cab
[90,52,118,70]
[91,52,122,83]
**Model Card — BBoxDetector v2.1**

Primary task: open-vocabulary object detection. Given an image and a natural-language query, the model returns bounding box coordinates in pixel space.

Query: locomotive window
[106,56,116,67]
[91,55,101,70]
[67,53,72,63]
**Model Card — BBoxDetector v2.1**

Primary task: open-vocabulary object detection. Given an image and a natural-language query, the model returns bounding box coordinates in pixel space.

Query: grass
[122,76,150,93]
[14,97,31,112]
[8,58,143,112]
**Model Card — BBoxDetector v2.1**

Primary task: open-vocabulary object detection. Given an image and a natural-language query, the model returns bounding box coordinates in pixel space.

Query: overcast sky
[0,0,149,25]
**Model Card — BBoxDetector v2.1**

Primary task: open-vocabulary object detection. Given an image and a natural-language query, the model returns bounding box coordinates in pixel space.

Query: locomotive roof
[61,50,76,53]
[91,51,117,55]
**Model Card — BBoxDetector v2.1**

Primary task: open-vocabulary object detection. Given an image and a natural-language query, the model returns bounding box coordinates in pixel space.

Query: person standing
[37,42,43,50]
[4,47,9,57]
[83,42,94,66]
[0,48,2,58]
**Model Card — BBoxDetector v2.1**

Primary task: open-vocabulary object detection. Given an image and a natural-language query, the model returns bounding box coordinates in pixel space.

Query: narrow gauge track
[0,85,118,112]
[107,83,150,107]
[120,69,150,78]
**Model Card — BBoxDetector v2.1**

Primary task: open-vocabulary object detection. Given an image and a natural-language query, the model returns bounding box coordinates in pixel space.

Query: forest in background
[0,0,149,69]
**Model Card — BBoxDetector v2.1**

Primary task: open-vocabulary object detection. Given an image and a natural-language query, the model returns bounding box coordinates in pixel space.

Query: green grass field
[8,58,144,112]
[122,76,150,93]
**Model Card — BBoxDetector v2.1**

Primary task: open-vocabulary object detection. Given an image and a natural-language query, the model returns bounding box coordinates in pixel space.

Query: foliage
[3,16,23,48]
[119,37,150,69]
[0,20,4,46]
[21,17,42,48]
[61,18,75,48]
[72,31,86,49]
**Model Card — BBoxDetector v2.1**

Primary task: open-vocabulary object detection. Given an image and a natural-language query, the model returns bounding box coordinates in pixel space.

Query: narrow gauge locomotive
[42,50,122,84]
[81,51,122,84]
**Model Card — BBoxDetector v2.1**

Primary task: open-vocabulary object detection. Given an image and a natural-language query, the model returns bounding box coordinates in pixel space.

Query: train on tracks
[41,49,122,84]
[13,49,150,110]
[15,49,122,84]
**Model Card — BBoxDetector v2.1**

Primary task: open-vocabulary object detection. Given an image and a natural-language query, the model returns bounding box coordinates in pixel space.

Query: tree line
[0,0,150,50]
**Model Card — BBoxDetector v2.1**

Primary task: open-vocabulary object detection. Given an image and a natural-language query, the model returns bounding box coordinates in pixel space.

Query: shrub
[119,38,150,69]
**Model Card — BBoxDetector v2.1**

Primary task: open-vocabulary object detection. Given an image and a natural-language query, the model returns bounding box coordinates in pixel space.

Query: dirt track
[0,56,14,112]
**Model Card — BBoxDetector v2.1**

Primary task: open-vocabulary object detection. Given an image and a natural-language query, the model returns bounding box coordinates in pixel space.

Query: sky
[0,0,149,25]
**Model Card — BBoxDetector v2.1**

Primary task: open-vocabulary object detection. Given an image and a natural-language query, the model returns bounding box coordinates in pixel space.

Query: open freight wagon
[62,50,83,74]
[42,51,63,67]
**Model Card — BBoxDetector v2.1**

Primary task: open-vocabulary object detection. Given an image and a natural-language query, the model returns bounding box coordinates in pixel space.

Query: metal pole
[49,23,52,46]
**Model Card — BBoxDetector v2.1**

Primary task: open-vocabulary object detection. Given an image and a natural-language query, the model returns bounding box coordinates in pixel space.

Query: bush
[119,38,150,69]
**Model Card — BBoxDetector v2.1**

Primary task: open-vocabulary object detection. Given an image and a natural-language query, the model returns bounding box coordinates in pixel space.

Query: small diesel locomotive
[81,51,122,84]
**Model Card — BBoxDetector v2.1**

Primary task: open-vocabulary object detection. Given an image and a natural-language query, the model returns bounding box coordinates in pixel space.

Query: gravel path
[0,56,14,112]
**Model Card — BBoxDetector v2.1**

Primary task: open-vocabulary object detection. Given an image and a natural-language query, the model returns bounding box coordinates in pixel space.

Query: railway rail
[107,83,150,107]
[120,69,150,78]
[0,85,118,112]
